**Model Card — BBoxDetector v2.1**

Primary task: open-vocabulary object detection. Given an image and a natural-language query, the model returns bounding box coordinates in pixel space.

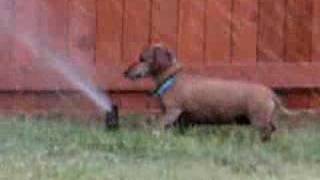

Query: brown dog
[123,44,313,141]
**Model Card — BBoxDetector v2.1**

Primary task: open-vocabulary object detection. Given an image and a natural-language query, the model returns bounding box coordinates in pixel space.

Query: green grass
[1,115,320,180]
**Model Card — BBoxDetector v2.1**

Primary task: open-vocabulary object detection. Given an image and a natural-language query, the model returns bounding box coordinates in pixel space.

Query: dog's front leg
[160,109,182,129]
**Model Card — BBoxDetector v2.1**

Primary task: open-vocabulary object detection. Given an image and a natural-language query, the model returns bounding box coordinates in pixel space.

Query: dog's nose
[123,71,129,77]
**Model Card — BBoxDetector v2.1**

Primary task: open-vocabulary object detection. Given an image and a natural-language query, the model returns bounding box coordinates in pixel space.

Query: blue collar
[153,76,177,97]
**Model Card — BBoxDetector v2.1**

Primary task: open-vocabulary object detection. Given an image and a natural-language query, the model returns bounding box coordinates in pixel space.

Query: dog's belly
[183,106,247,124]
[180,93,248,122]
[179,110,250,125]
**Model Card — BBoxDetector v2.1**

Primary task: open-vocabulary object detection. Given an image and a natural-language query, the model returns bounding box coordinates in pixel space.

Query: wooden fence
[0,0,320,114]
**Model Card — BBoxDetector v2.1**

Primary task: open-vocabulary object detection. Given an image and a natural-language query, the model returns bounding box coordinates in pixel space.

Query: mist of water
[15,34,113,112]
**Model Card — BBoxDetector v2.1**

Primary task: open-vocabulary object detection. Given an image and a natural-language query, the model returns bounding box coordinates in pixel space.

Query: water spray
[10,32,120,129]
[0,10,120,129]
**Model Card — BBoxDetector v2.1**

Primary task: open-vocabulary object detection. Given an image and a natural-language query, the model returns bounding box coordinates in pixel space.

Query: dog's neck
[154,63,182,85]
[152,63,182,97]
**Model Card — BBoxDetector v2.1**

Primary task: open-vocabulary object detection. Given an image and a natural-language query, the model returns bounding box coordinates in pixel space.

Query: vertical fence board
[68,0,96,65]
[0,0,16,90]
[68,0,96,106]
[23,0,68,90]
[13,0,40,90]
[96,0,124,89]
[286,0,313,62]
[39,0,69,57]
[257,0,286,62]
[311,0,320,108]
[313,0,320,61]
[231,0,258,63]
[13,0,41,111]
[97,0,151,90]
[151,0,178,51]
[19,0,69,90]
[178,0,206,65]
[0,0,14,64]
[206,0,232,64]
[121,0,152,90]
[96,0,123,67]
[123,0,151,64]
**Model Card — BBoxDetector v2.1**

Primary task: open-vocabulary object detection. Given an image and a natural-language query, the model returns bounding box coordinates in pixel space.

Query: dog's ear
[153,46,175,71]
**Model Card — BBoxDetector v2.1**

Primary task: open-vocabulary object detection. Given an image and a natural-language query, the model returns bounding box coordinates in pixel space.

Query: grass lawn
[1,115,320,180]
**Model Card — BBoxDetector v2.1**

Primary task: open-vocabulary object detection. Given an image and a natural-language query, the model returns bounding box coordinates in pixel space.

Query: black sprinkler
[105,104,119,130]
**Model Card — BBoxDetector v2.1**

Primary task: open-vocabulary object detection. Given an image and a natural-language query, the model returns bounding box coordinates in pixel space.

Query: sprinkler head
[105,104,119,130]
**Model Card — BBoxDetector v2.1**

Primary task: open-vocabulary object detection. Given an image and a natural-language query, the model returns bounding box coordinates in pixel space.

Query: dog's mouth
[126,75,140,80]
[124,72,143,80]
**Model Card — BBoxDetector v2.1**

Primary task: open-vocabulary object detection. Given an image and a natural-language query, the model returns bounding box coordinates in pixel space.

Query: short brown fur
[124,44,315,141]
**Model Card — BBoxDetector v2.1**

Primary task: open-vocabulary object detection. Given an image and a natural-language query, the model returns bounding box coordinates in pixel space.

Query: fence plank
[257,0,286,62]
[95,0,124,90]
[39,0,69,58]
[151,0,178,51]
[96,0,123,67]
[67,0,97,104]
[123,0,151,64]
[97,0,152,90]
[286,0,313,62]
[68,0,96,65]
[19,0,69,90]
[231,0,258,63]
[178,0,206,65]
[206,0,232,64]
[313,0,320,62]
[0,0,16,90]
[13,0,41,91]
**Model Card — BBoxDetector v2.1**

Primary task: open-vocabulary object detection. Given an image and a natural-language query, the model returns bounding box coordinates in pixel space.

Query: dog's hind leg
[259,121,276,142]
[160,109,182,129]
[250,110,276,142]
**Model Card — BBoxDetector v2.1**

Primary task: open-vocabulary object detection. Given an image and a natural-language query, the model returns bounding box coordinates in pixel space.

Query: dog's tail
[272,95,319,120]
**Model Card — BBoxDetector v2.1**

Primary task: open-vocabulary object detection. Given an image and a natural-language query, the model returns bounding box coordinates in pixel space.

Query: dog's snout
[123,61,151,80]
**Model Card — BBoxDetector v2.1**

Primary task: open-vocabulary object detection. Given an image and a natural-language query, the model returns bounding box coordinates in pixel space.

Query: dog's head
[124,44,176,80]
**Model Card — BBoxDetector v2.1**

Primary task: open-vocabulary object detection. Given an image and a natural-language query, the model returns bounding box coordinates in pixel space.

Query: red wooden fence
[0,0,320,115]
